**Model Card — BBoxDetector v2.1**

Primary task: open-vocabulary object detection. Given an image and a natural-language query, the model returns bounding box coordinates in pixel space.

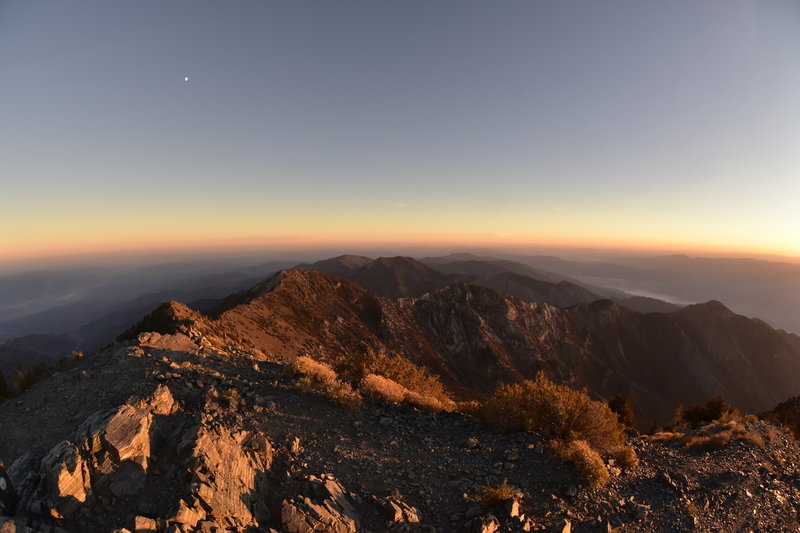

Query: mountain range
[120,259,800,425]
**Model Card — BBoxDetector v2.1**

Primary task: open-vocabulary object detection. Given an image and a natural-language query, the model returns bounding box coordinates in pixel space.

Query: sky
[1,0,799,264]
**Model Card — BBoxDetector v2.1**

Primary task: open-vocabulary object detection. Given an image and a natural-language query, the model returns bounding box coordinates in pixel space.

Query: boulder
[281,475,359,533]
[379,497,421,524]
[0,464,17,515]
[40,441,91,518]
[170,422,272,530]
[463,514,499,533]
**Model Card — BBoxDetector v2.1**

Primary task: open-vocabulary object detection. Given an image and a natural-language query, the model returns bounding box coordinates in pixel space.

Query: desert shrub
[477,479,516,508]
[456,400,483,416]
[288,356,338,384]
[312,378,362,409]
[360,374,407,403]
[552,439,610,489]
[56,350,87,371]
[404,391,454,412]
[13,364,50,394]
[684,432,730,450]
[480,372,625,453]
[289,355,362,409]
[685,418,763,449]
[761,396,800,439]
[647,431,685,443]
[608,394,638,429]
[336,349,450,404]
[359,373,455,412]
[614,445,639,469]
[673,396,731,429]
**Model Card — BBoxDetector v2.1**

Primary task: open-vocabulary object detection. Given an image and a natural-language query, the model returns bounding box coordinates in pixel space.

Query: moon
[184,76,189,82]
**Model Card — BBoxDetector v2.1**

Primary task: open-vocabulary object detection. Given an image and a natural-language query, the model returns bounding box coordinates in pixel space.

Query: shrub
[552,439,610,489]
[336,349,450,404]
[288,356,338,384]
[761,396,800,439]
[311,378,362,409]
[359,373,455,412]
[673,396,731,429]
[289,355,362,409]
[360,374,407,403]
[647,431,685,443]
[480,372,625,453]
[684,418,763,450]
[614,445,639,469]
[477,479,516,508]
[608,394,638,429]
[404,391,454,413]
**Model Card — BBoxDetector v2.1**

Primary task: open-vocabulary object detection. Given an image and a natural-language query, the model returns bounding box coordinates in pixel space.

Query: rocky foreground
[1,332,800,533]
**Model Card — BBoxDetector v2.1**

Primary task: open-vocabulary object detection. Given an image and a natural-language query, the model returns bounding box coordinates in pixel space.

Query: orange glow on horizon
[3,228,799,266]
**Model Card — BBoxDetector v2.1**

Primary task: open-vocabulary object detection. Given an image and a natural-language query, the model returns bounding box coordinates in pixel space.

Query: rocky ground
[1,331,799,533]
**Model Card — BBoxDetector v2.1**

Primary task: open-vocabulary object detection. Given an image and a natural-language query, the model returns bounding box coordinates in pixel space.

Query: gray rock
[463,514,499,533]
[281,475,359,533]
[0,465,17,516]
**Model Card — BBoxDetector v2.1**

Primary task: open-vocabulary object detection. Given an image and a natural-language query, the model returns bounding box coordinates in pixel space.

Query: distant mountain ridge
[124,267,800,424]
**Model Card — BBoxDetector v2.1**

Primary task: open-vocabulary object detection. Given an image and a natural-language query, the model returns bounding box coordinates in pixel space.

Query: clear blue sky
[2,1,799,261]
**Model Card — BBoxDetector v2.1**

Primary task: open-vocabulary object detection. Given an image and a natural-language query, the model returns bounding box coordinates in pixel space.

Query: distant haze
[1,1,799,261]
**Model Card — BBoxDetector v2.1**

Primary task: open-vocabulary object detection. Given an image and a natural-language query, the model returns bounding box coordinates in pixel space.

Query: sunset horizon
[3,1,799,268]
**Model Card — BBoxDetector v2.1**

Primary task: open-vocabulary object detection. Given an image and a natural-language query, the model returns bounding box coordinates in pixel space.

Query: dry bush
[765,426,782,443]
[289,355,362,409]
[337,349,450,403]
[673,396,731,429]
[684,433,730,450]
[289,355,338,383]
[552,439,610,489]
[360,373,407,403]
[614,445,639,469]
[608,394,638,429]
[456,400,483,416]
[679,418,764,450]
[404,391,454,413]
[314,378,362,409]
[477,479,516,508]
[480,372,625,453]
[359,373,455,412]
[647,431,685,442]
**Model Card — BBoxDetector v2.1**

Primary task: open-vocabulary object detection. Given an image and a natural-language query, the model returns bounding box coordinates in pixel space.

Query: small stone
[379,416,392,426]
[465,504,483,519]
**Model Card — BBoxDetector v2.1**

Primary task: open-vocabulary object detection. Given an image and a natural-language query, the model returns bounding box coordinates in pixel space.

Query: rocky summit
[1,266,800,532]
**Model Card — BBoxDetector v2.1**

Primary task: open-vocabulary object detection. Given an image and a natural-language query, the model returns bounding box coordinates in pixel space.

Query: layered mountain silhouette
[4,260,800,532]
[123,267,800,424]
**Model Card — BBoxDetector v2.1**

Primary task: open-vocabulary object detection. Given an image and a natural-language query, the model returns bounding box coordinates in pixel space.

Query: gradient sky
[2,0,799,263]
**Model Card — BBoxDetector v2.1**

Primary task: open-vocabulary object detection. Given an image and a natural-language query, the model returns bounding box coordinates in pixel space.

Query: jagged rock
[462,514,499,533]
[0,518,44,533]
[132,384,178,415]
[281,475,359,533]
[550,518,571,533]
[505,498,520,518]
[0,465,17,515]
[133,515,157,532]
[171,498,204,529]
[102,405,152,469]
[40,441,91,518]
[179,422,272,529]
[379,497,420,524]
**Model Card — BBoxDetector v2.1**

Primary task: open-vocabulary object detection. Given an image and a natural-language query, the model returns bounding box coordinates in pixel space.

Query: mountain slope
[2,335,799,533]
[123,268,800,424]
